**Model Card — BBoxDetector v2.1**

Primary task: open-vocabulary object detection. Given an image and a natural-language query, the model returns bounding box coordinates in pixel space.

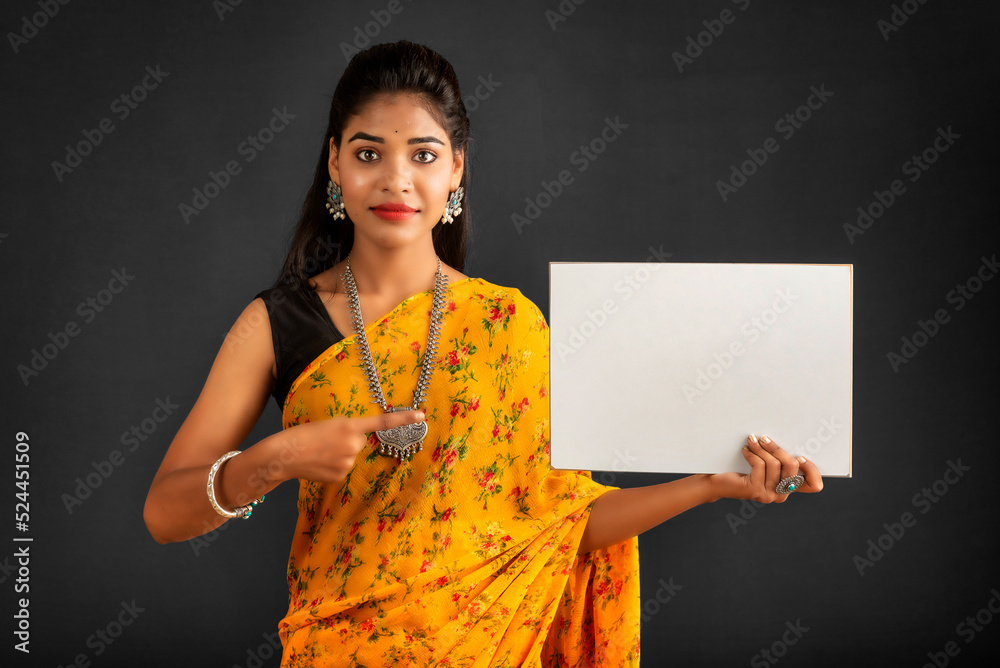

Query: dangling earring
[326,180,346,220]
[440,186,465,224]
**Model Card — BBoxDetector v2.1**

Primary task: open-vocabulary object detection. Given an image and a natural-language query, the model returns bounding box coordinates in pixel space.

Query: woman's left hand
[709,434,824,503]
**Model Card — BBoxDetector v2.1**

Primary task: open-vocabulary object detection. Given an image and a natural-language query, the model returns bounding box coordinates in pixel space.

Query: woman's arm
[577,436,823,554]
[143,298,288,544]
[577,474,717,554]
[143,297,425,544]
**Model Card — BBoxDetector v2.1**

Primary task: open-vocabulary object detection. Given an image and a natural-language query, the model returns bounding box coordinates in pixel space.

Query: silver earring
[440,186,464,224]
[326,180,346,220]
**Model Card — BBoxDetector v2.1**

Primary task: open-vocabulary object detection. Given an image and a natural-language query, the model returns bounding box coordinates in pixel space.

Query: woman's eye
[356,149,379,162]
[413,150,437,164]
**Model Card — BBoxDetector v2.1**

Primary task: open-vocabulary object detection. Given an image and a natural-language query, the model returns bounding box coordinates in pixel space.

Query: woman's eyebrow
[347,131,444,145]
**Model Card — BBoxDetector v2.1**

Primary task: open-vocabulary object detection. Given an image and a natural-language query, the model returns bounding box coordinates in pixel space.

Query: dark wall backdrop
[3,0,998,666]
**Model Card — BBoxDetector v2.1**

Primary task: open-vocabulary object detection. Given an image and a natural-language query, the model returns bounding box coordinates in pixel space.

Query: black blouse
[254,284,346,411]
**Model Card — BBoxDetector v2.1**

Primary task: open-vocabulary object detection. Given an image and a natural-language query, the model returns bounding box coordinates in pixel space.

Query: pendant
[375,407,428,462]
[342,255,446,464]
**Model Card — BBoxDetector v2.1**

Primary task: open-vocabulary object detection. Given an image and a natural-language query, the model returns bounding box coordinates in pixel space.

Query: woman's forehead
[346,93,446,135]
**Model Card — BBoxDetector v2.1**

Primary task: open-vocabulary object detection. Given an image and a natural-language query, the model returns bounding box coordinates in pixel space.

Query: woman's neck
[345,242,440,299]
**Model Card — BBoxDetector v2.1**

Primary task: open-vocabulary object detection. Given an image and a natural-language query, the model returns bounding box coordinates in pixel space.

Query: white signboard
[549,262,852,477]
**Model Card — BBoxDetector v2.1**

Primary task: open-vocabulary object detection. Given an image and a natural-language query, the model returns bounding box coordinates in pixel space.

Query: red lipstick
[371,202,418,221]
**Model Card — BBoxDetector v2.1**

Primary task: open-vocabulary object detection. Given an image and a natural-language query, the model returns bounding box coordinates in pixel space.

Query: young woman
[144,40,822,667]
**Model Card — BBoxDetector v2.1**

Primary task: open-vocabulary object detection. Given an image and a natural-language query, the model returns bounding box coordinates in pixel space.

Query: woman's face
[329,93,464,251]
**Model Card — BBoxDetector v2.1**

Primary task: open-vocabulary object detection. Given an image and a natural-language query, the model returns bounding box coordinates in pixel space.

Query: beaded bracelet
[206,450,266,520]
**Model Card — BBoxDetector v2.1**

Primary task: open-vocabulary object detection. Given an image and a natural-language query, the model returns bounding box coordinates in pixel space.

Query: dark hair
[273,40,472,292]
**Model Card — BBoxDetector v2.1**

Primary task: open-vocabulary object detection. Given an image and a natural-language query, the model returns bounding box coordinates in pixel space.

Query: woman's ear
[450,148,465,191]
[327,137,341,184]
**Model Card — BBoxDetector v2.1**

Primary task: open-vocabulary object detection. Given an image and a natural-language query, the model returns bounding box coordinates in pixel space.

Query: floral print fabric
[277,277,640,667]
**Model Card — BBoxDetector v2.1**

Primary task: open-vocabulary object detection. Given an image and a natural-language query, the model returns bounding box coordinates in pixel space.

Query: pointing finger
[352,410,426,434]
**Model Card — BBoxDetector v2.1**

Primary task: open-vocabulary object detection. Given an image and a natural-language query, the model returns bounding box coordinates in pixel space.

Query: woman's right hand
[144,293,427,543]
[277,410,426,484]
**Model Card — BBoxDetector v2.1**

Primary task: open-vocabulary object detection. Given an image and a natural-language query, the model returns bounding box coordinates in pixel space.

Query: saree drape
[277,277,641,667]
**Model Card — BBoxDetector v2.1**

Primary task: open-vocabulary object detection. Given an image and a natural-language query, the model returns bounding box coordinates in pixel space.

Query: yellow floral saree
[277,277,641,667]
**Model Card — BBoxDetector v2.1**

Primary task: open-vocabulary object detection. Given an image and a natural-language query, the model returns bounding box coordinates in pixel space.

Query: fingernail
[743,444,750,451]
[749,434,758,444]
[761,435,771,444]
[797,456,807,463]
[416,411,426,420]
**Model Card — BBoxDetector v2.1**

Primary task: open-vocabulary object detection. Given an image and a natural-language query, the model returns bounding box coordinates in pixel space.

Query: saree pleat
[276,278,640,667]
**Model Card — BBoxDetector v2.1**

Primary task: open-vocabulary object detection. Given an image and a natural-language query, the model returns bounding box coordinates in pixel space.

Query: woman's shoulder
[456,277,548,328]
[252,281,310,310]
[460,276,532,302]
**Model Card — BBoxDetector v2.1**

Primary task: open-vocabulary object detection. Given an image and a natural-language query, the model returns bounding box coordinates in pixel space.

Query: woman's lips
[372,203,417,221]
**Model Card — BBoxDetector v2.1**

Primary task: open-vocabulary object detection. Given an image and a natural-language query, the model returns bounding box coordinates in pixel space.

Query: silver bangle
[206,451,264,519]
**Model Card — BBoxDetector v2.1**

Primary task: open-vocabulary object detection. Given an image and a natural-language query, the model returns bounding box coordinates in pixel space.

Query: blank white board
[548,262,852,477]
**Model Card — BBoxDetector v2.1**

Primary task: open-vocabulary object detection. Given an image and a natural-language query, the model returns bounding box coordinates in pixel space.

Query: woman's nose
[379,155,412,193]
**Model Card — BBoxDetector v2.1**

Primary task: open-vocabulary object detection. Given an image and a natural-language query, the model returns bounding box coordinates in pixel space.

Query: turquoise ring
[776,475,805,495]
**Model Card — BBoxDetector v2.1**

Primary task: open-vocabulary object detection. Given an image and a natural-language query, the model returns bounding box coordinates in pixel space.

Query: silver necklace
[341,255,449,462]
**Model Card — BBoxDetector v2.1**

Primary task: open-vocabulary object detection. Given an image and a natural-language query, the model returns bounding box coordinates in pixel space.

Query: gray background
[2,0,998,666]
